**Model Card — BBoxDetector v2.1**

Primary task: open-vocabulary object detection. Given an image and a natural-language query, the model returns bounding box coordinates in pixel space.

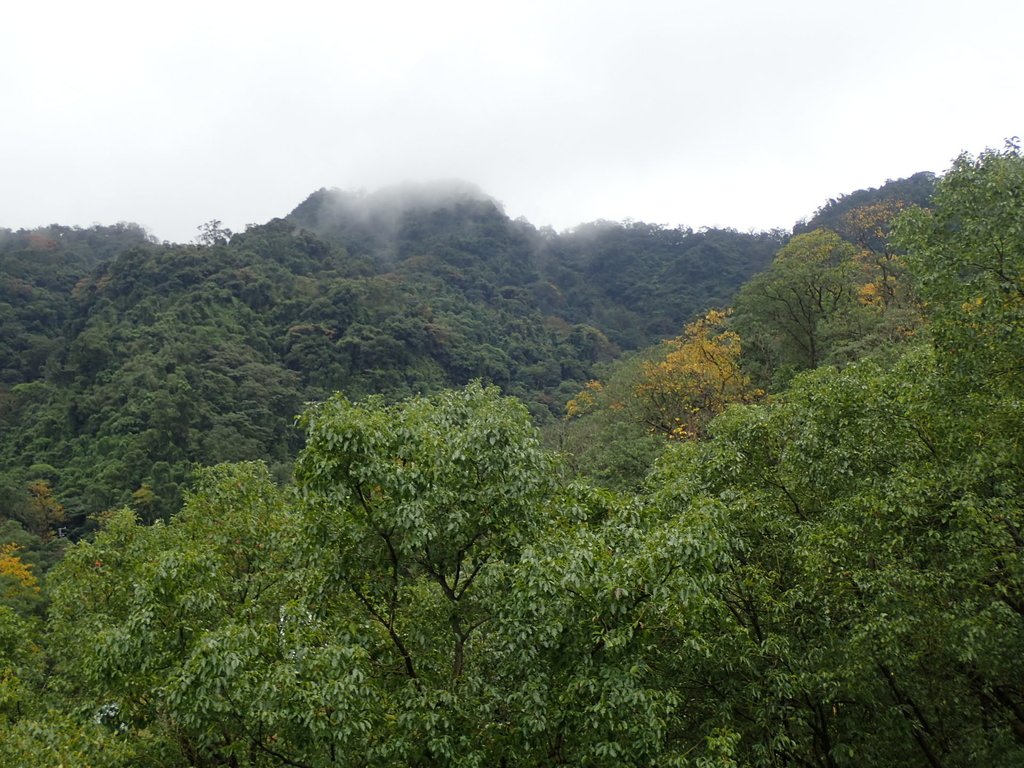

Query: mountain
[288,182,784,347]
[0,176,925,526]
[794,171,936,244]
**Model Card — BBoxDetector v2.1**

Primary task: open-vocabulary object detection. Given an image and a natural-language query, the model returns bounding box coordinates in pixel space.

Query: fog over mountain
[289,180,497,237]
[2,2,1019,242]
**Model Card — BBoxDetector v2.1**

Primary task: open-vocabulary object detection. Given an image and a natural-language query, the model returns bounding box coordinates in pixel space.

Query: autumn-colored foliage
[0,543,40,594]
[565,380,605,419]
[633,309,760,438]
[564,310,760,442]
[841,200,908,250]
[843,201,917,310]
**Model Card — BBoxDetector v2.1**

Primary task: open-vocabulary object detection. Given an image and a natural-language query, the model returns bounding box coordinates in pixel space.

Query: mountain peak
[286,180,507,255]
[290,179,498,225]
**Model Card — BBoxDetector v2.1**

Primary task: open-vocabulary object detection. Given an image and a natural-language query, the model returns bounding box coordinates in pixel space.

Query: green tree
[644,350,1024,766]
[732,229,862,385]
[40,386,563,766]
[45,464,320,765]
[195,219,233,246]
[294,382,556,763]
[895,141,1024,393]
[557,355,666,489]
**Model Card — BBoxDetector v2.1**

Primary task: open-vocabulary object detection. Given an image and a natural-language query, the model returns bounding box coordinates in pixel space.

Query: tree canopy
[8,155,1024,766]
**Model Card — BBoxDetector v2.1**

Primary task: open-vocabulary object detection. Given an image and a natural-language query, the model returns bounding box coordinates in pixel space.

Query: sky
[2,0,1021,243]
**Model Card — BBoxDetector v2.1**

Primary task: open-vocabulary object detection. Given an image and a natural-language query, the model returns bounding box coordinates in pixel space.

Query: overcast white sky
[2,0,1021,243]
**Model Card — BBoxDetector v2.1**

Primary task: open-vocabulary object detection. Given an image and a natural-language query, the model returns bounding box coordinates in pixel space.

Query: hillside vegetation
[6,148,1023,766]
[1,185,782,525]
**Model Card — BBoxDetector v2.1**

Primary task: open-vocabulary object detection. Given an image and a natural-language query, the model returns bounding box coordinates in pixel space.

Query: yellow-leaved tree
[0,544,39,592]
[633,309,760,439]
[560,310,761,486]
[0,543,41,615]
[841,200,919,312]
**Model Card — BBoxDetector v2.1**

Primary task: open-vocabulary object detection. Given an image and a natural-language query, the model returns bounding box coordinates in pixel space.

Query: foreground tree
[895,140,1024,394]
[45,463,309,766]
[36,386,570,766]
[294,382,558,764]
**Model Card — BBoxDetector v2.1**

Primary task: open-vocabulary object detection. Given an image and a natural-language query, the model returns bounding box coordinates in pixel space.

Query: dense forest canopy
[6,148,1024,765]
[0,184,786,525]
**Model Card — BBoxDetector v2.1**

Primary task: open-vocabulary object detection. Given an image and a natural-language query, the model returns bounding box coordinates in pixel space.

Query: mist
[2,1,1020,242]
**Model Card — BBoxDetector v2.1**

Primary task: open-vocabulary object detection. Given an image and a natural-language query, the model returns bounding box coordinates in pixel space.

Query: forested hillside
[1,185,782,526]
[8,148,1023,767]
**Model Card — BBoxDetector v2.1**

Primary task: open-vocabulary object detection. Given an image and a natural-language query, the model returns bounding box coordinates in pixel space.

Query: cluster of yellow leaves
[961,295,985,313]
[635,309,760,439]
[852,250,909,309]
[0,544,40,594]
[563,310,761,442]
[844,202,917,311]
[565,380,604,419]
[857,280,884,307]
